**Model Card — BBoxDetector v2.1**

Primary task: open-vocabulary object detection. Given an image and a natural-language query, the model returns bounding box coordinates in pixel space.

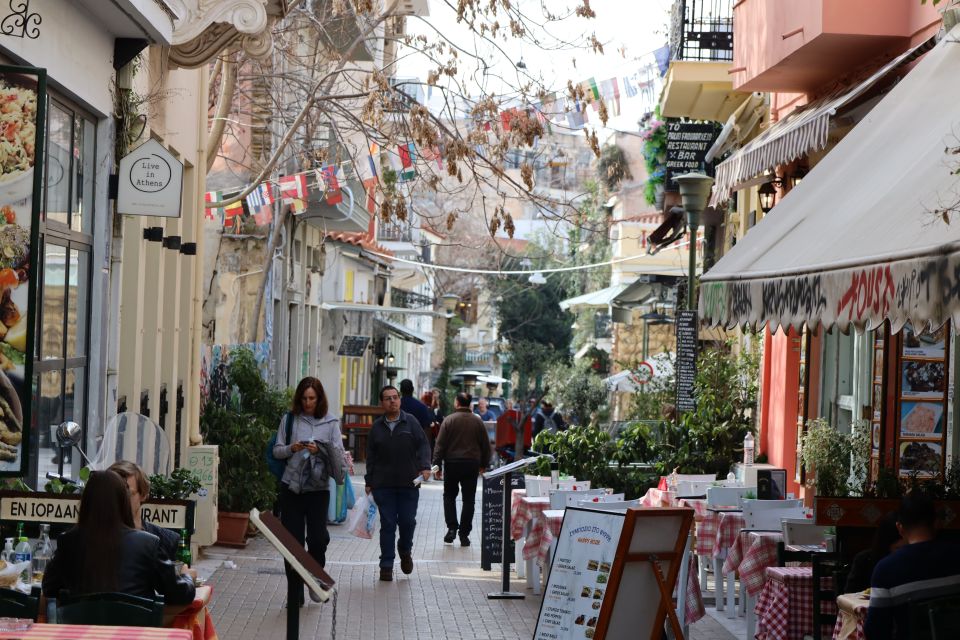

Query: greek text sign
[117,139,184,217]
[0,492,191,530]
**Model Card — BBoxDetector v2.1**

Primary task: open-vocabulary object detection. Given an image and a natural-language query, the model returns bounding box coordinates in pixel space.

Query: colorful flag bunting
[246,183,274,225]
[204,191,221,221]
[363,176,378,214]
[223,198,244,232]
[279,174,308,214]
[318,165,343,205]
[398,143,416,182]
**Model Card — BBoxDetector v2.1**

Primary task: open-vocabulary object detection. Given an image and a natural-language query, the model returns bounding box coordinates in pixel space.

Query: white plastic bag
[346,494,378,539]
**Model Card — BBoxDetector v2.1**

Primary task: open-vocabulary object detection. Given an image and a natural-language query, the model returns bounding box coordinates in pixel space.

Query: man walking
[365,385,432,582]
[433,392,492,546]
[399,379,434,435]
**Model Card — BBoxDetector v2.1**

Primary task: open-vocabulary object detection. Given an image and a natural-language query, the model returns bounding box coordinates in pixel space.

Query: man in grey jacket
[433,392,492,546]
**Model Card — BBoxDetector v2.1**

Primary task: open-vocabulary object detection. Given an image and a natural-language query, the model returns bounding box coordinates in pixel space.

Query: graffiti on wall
[199,342,271,409]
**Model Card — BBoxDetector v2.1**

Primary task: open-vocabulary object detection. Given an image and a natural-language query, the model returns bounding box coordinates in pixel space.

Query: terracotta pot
[217,511,249,547]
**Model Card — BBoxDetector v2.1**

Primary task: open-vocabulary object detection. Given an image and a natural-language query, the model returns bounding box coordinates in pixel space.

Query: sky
[397,0,673,134]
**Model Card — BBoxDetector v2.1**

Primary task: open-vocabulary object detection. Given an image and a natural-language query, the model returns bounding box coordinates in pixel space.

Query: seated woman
[42,470,196,605]
[108,460,180,561]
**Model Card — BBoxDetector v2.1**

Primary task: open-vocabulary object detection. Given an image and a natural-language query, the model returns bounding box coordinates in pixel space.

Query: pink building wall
[760,330,801,497]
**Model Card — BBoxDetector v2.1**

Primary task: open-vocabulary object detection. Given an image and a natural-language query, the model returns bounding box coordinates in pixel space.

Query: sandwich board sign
[117,138,184,217]
[534,506,694,640]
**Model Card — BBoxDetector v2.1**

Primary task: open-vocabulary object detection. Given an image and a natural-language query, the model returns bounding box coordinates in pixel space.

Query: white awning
[710,36,936,206]
[559,283,630,311]
[320,302,445,317]
[375,318,431,345]
[699,27,960,334]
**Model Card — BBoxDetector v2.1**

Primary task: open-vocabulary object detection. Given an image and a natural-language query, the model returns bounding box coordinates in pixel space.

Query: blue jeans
[372,487,419,569]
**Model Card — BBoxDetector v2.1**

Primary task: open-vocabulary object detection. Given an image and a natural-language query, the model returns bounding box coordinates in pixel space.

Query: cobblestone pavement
[199,473,736,640]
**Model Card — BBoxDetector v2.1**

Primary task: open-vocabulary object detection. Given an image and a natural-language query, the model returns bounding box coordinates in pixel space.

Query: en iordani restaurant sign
[117,138,184,217]
[0,491,193,531]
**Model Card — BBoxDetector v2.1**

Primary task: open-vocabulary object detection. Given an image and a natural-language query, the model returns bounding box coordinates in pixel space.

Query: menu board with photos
[534,509,625,640]
[895,323,950,478]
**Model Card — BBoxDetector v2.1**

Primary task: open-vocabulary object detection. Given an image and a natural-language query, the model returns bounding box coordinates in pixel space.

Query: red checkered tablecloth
[724,531,783,596]
[509,489,527,539]
[833,593,868,640]
[0,625,192,639]
[711,512,746,559]
[755,566,836,640]
[511,495,550,541]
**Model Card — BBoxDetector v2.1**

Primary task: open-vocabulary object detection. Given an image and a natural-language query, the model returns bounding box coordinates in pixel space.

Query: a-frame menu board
[533,507,694,640]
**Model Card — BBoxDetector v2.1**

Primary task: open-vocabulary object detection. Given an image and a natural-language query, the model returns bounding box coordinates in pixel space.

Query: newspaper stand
[483,456,543,599]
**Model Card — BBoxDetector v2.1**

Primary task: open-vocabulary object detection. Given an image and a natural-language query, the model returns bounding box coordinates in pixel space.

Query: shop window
[30,95,95,488]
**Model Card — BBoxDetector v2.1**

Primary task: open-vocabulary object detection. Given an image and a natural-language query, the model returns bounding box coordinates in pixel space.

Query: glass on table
[0,617,32,631]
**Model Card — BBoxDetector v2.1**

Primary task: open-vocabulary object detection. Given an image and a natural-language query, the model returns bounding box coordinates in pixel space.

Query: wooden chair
[0,587,40,621]
[776,540,812,566]
[57,591,165,627]
[341,405,385,462]
[811,553,844,640]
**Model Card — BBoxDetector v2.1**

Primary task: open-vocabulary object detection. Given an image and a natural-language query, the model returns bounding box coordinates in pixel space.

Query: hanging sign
[664,120,720,189]
[117,139,184,217]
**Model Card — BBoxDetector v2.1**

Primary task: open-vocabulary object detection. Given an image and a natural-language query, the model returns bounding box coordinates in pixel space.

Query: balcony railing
[377,224,420,243]
[670,0,733,62]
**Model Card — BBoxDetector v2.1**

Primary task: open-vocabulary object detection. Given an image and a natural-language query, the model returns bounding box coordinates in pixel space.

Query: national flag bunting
[204,191,221,221]
[246,183,275,225]
[223,198,244,232]
[397,143,416,182]
[318,165,343,205]
[279,174,309,214]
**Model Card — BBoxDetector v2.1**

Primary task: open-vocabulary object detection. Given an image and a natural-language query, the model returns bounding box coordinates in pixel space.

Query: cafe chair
[781,518,829,546]
[0,587,40,621]
[776,540,811,566]
[811,553,844,640]
[918,594,960,640]
[57,591,165,627]
[742,499,804,530]
[706,486,754,509]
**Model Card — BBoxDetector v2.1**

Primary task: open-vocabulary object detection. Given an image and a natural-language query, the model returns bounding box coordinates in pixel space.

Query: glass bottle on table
[32,524,53,583]
[178,529,192,567]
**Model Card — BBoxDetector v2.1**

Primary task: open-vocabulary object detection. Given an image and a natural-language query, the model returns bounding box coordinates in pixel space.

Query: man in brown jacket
[433,391,492,546]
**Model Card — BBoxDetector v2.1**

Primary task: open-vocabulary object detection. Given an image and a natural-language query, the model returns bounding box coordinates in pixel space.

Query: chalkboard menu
[337,335,370,357]
[481,473,525,571]
[675,310,698,414]
[664,120,720,189]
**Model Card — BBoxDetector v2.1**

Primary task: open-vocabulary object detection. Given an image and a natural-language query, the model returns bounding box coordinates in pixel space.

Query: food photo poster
[900,361,946,399]
[898,440,943,478]
[0,67,45,476]
[899,401,945,439]
[902,325,946,359]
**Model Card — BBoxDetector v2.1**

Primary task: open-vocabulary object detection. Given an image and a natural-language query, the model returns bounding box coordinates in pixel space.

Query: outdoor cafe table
[832,591,868,640]
[755,566,836,640]
[724,531,783,597]
[0,625,192,640]
[706,511,746,613]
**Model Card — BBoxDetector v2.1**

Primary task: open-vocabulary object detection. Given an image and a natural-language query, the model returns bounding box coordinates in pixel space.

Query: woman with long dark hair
[42,470,195,604]
[273,376,344,605]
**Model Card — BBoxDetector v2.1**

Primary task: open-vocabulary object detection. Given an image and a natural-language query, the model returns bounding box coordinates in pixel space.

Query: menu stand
[484,456,545,600]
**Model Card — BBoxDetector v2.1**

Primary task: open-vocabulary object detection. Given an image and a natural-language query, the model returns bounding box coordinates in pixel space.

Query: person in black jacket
[108,460,180,562]
[365,385,432,582]
[844,512,902,593]
[43,470,196,605]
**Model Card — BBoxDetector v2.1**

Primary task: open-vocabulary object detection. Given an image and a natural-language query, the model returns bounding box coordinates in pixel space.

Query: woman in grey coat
[273,377,344,604]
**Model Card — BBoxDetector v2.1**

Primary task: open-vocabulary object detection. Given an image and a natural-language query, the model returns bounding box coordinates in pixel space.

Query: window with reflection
[30,96,95,488]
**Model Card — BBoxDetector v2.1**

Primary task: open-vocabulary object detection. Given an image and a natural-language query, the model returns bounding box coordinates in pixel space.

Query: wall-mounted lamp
[758,181,778,214]
[162,235,181,250]
[788,169,807,189]
[179,242,197,256]
[143,227,164,242]
[440,293,460,313]
[387,353,395,365]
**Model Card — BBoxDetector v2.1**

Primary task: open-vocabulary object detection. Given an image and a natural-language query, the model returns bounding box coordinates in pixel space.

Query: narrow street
[201,471,736,640]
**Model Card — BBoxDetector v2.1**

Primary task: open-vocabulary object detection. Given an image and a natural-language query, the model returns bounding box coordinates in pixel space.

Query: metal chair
[57,591,165,627]
[811,553,844,640]
[0,587,40,621]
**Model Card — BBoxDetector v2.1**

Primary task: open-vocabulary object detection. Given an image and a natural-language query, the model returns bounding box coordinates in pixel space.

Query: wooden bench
[341,405,384,462]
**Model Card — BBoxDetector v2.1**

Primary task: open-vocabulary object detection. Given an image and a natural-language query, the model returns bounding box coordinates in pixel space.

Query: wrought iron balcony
[392,288,435,309]
[670,0,733,62]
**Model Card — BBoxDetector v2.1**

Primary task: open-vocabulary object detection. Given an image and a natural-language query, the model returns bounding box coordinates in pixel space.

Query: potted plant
[200,348,290,546]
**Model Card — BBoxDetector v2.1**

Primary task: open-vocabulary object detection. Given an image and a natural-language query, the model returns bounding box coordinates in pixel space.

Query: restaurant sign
[0,491,192,530]
[117,138,184,217]
[699,251,960,334]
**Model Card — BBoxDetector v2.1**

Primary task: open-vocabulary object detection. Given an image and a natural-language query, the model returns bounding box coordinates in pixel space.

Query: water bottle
[13,535,32,582]
[32,524,52,583]
[1,537,13,563]
[744,432,755,465]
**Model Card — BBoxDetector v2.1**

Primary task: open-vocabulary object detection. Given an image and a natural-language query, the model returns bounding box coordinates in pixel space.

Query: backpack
[266,412,294,482]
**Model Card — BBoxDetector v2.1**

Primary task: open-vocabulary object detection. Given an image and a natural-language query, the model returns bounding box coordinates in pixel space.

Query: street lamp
[673,172,715,310]
[440,293,459,317]
[758,181,777,214]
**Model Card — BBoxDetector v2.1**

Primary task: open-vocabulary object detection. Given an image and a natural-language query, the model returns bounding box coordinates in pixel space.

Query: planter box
[814,496,960,529]
[216,511,249,547]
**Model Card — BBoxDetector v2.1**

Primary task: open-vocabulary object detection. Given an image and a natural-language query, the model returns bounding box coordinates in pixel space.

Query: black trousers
[442,459,480,535]
[279,485,330,589]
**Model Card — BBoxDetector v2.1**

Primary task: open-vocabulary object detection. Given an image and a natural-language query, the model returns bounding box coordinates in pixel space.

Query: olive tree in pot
[200,348,290,546]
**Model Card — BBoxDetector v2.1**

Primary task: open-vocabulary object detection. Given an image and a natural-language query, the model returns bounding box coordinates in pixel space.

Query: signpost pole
[286,574,301,640]
[488,469,525,600]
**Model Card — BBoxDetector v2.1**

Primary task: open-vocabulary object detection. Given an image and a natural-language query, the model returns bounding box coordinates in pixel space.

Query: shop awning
[698,27,960,334]
[320,302,445,317]
[374,318,431,345]
[559,283,630,311]
[710,35,936,206]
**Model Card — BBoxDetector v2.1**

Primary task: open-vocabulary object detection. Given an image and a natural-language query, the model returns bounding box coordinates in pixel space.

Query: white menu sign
[534,508,625,640]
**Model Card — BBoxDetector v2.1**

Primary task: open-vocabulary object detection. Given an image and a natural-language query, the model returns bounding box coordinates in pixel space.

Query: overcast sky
[397,0,673,133]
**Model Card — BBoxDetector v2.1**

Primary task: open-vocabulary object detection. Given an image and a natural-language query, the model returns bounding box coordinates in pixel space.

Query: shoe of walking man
[433,392,492,547]
[365,385,432,582]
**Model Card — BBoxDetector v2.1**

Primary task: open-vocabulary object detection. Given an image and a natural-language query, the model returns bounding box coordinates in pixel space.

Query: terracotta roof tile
[324,231,394,258]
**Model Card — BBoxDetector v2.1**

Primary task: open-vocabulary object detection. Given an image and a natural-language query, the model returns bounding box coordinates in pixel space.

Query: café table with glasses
[755,566,836,640]
[832,592,868,640]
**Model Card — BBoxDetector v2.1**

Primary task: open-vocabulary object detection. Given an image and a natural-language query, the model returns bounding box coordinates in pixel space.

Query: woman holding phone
[272,377,344,605]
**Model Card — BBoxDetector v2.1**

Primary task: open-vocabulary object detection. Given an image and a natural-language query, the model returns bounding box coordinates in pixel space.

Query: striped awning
[699,27,960,333]
[709,36,936,207]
